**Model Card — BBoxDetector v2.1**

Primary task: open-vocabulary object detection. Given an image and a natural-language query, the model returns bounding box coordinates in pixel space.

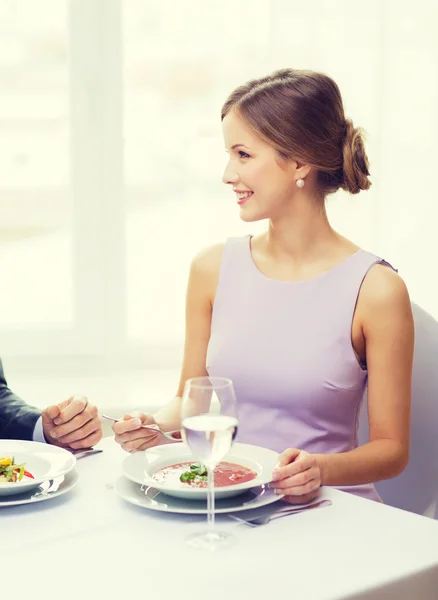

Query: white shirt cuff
[32,416,47,443]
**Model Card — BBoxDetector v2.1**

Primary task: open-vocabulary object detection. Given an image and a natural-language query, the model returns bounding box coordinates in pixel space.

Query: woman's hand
[112,412,162,453]
[271,448,322,504]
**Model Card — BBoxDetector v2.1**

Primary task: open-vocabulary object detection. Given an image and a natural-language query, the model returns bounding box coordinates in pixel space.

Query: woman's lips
[237,192,254,205]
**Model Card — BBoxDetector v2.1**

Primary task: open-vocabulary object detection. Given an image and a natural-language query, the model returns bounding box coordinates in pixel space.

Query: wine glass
[181,376,238,551]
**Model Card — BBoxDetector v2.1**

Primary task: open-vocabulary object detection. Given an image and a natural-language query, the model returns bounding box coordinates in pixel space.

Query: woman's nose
[222,162,238,185]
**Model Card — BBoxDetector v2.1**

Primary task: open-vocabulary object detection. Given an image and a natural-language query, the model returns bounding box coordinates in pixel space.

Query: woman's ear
[294,160,312,180]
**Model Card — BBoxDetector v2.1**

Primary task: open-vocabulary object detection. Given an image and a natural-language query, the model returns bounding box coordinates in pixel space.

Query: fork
[229,499,332,526]
[32,476,65,499]
[101,414,182,442]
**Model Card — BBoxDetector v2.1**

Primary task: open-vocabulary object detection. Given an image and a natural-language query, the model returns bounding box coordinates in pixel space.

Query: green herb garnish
[180,471,196,482]
[189,462,207,476]
[180,462,208,483]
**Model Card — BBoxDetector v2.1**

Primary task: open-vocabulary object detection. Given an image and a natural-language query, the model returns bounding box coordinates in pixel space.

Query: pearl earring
[296,178,305,189]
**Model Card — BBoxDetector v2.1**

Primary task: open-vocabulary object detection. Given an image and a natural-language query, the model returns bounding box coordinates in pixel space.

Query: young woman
[114,69,414,504]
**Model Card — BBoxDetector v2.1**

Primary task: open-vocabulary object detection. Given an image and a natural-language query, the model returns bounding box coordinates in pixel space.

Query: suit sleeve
[0,358,41,440]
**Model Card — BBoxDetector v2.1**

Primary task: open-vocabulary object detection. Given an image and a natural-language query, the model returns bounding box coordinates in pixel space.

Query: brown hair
[221,68,371,196]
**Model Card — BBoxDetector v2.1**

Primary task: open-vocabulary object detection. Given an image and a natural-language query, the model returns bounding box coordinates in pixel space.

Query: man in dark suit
[0,358,102,448]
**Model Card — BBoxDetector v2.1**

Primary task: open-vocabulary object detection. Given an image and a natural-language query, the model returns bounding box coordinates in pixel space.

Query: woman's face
[222,110,298,223]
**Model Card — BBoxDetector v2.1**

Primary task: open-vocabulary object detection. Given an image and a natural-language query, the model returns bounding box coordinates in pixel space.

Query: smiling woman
[115,66,414,510]
[221,70,371,227]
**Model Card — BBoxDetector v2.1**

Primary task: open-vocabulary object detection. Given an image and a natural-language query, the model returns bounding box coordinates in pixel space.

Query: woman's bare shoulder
[359,263,413,331]
[188,243,226,306]
[362,263,409,304]
[190,242,226,277]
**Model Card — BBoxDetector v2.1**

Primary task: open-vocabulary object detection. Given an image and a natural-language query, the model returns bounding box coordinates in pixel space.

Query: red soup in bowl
[153,461,257,488]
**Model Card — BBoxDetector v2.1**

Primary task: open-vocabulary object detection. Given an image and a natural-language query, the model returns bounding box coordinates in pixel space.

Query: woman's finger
[112,418,143,435]
[282,490,320,505]
[275,478,320,497]
[135,438,162,452]
[272,466,315,489]
[115,428,159,444]
[275,448,301,469]
[125,411,155,425]
[122,435,161,453]
[121,434,160,453]
[272,453,313,482]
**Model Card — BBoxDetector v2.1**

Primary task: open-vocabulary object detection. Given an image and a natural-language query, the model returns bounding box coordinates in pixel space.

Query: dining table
[2,437,438,600]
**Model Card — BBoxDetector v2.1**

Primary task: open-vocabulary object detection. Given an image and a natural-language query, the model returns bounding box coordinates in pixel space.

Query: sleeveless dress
[206,235,395,502]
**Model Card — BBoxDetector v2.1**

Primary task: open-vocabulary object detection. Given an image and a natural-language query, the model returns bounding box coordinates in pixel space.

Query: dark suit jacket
[0,358,41,440]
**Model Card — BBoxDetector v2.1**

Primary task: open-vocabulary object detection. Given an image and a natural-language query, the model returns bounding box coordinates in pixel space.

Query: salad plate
[0,468,79,507]
[0,440,76,496]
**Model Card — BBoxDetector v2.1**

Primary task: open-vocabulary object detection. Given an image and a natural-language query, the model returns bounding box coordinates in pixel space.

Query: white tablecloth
[2,438,438,600]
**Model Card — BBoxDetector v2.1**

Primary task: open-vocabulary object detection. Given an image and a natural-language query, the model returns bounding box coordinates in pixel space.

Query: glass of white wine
[181,376,238,551]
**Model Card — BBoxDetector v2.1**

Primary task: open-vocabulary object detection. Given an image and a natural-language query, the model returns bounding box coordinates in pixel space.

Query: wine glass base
[186,529,236,551]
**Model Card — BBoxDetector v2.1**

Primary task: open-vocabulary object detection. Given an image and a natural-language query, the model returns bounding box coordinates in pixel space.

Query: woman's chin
[238,204,267,223]
[239,210,266,223]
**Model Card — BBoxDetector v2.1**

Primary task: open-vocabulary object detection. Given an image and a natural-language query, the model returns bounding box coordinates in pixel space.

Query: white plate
[0,468,79,507]
[0,440,76,496]
[122,443,280,500]
[115,475,283,514]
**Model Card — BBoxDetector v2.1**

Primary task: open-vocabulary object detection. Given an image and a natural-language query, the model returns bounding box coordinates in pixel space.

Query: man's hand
[42,396,102,449]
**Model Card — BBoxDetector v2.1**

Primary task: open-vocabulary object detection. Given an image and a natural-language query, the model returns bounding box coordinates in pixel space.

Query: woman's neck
[264,197,341,265]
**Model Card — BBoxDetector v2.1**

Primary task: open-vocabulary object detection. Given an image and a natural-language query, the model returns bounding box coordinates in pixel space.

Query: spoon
[101,414,183,442]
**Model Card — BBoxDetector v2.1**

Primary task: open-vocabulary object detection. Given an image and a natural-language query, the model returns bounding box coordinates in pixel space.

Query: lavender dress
[206,236,394,502]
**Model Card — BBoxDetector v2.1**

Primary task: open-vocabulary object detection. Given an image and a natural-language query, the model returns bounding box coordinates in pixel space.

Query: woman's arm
[316,264,414,486]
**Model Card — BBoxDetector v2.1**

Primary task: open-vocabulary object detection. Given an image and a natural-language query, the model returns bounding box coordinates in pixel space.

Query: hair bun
[342,119,371,195]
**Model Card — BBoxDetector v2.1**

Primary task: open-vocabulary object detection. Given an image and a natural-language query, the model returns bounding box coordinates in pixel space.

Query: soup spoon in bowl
[101,414,183,442]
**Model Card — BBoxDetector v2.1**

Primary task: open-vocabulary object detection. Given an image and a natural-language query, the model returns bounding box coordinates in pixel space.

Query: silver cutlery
[229,499,332,527]
[32,476,65,499]
[70,448,103,459]
[101,414,183,442]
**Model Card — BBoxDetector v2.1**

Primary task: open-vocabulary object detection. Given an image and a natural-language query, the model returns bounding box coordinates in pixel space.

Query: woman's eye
[238,151,250,159]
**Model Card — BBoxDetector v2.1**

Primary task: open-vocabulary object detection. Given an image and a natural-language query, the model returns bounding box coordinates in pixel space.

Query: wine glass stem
[207,466,215,529]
